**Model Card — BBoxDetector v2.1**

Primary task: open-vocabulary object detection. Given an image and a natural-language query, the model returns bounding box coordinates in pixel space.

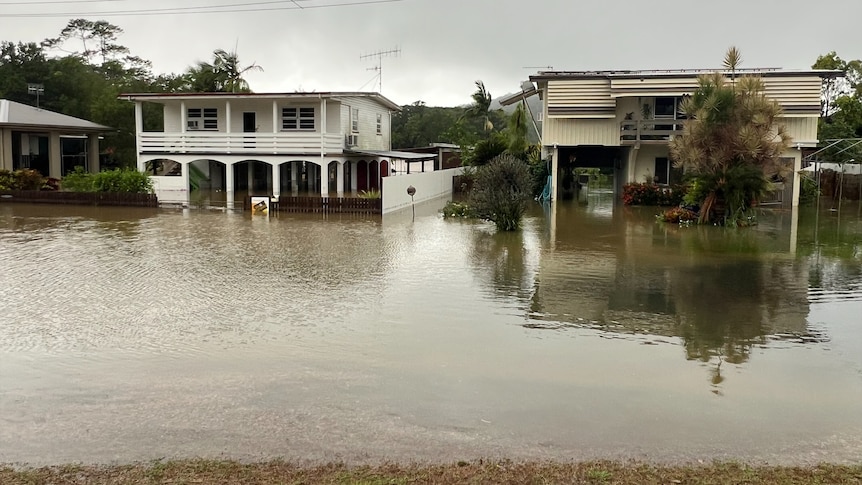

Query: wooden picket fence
[0,190,159,207]
[274,195,382,214]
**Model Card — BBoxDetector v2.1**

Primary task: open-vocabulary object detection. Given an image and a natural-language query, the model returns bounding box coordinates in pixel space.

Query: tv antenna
[360,46,401,92]
[523,66,554,71]
[28,83,44,108]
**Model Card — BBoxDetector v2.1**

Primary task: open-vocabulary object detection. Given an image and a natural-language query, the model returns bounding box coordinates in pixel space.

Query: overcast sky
[2,0,861,107]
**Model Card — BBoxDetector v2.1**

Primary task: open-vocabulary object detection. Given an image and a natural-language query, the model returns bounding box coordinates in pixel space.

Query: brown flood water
[1,194,861,466]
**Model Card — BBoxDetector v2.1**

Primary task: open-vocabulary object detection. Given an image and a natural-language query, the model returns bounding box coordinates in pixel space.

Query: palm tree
[183,49,263,93]
[212,49,263,93]
[467,80,494,132]
[670,48,791,225]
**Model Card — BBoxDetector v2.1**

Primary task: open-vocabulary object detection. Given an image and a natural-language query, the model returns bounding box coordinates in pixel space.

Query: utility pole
[360,47,401,92]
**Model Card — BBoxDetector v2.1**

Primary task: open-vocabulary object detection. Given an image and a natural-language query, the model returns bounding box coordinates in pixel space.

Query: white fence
[138,132,344,154]
[381,167,463,215]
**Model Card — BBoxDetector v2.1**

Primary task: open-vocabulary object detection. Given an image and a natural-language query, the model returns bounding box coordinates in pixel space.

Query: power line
[0,0,402,17]
[0,0,128,4]
[2,0,312,16]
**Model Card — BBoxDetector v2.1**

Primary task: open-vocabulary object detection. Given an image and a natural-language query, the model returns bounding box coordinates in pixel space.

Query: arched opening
[357,160,369,192]
[188,159,226,206]
[279,160,324,196]
[327,161,339,195]
[368,160,380,190]
[234,160,273,198]
[380,160,390,178]
[145,158,182,176]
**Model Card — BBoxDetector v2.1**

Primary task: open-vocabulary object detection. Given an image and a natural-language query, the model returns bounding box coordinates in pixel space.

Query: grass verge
[2,460,861,484]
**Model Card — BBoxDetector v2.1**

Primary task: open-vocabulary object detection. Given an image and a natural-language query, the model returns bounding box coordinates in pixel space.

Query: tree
[182,49,263,93]
[670,48,791,226]
[470,153,532,231]
[812,51,862,117]
[42,19,131,66]
[811,52,862,165]
[466,80,494,132]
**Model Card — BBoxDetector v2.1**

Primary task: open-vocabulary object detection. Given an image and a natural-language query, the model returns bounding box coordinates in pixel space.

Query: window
[376,113,382,135]
[187,108,218,130]
[654,98,676,118]
[654,157,670,185]
[351,108,359,132]
[282,107,315,130]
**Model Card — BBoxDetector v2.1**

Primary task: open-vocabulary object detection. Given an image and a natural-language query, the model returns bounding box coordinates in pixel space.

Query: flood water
[1,195,861,466]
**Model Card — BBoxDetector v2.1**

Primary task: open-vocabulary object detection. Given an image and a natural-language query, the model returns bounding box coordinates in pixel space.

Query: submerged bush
[471,154,532,231]
[623,182,687,206]
[62,167,153,194]
[358,188,381,199]
[0,169,47,191]
[657,206,698,224]
[441,200,476,218]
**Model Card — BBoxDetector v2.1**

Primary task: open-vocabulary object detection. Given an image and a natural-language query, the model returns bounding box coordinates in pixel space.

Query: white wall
[381,167,462,214]
[340,96,391,151]
[151,175,187,204]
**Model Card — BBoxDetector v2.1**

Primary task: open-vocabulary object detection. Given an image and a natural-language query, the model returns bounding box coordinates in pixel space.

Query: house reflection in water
[470,198,818,387]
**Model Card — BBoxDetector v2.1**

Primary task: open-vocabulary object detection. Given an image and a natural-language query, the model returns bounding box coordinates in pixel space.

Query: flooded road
[1,197,861,465]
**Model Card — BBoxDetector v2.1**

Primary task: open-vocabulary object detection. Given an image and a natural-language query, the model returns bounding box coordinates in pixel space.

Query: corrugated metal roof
[0,99,111,132]
[345,149,436,160]
[530,69,844,82]
[119,91,402,111]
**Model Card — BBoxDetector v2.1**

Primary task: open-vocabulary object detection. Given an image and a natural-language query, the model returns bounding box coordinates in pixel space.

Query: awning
[345,149,437,161]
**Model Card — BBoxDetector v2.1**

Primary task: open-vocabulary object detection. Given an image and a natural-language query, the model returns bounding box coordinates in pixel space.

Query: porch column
[290,162,298,193]
[181,161,190,206]
[134,102,143,169]
[336,161,344,196]
[551,145,559,201]
[791,149,802,207]
[226,162,235,209]
[49,132,61,179]
[273,163,281,198]
[272,101,279,134]
[0,129,13,171]
[180,102,187,133]
[87,134,100,173]
[350,160,358,193]
[247,162,254,195]
[225,101,231,133]
[319,158,328,197]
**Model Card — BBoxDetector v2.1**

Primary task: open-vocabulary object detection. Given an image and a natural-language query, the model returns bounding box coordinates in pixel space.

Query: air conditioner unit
[187,120,200,130]
[346,134,358,147]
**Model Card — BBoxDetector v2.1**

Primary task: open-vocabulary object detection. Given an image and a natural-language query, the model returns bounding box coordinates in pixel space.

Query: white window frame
[376,113,382,135]
[351,108,359,133]
[282,107,315,131]
[188,107,218,130]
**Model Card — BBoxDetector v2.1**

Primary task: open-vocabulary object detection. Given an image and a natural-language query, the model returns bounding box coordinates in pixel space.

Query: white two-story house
[121,91,403,206]
[507,68,838,207]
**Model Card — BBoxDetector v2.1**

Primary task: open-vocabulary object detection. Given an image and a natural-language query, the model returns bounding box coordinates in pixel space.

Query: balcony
[620,120,684,145]
[138,132,346,155]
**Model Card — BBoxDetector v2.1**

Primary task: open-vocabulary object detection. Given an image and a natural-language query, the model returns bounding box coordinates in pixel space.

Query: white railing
[138,132,345,154]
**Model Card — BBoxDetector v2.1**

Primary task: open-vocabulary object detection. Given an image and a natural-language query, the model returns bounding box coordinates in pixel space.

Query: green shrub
[657,206,698,224]
[623,183,687,206]
[61,166,95,192]
[358,188,381,199]
[0,169,49,191]
[0,170,13,190]
[799,173,820,205]
[470,153,532,231]
[62,167,153,194]
[441,200,476,218]
[91,168,153,194]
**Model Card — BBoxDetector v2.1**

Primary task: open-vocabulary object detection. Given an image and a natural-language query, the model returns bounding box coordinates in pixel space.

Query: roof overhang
[530,69,845,82]
[119,91,402,111]
[499,85,539,107]
[345,149,436,161]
